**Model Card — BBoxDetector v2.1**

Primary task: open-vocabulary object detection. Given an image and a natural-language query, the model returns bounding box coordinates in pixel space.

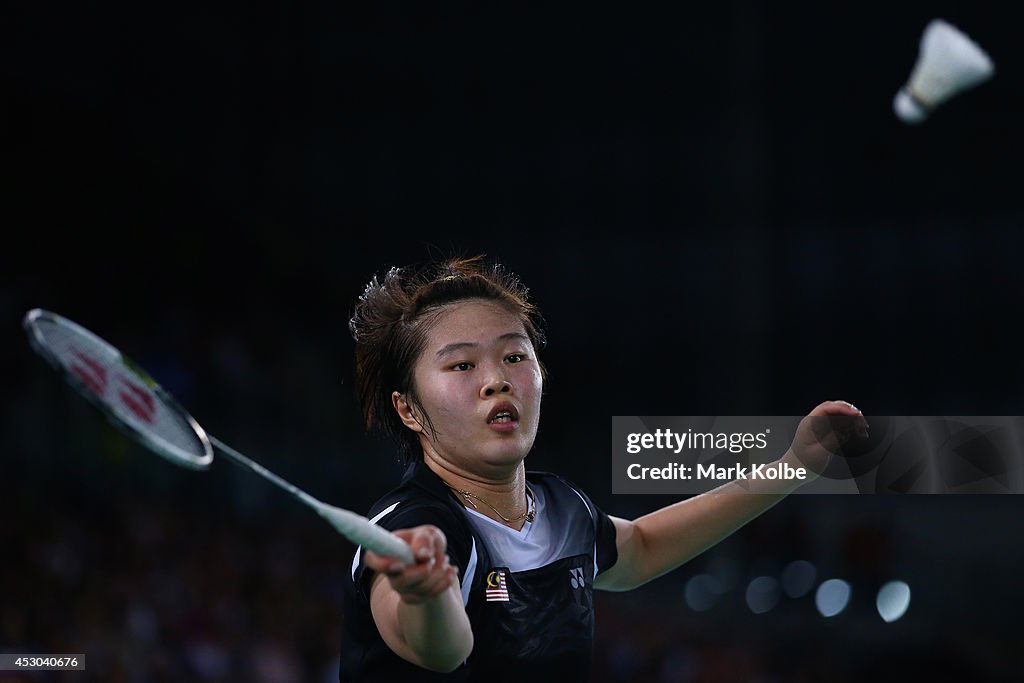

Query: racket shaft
[318,505,415,564]
[210,436,323,509]
[209,437,414,564]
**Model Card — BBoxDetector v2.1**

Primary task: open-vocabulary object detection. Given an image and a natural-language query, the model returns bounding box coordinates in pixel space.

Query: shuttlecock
[894,19,994,124]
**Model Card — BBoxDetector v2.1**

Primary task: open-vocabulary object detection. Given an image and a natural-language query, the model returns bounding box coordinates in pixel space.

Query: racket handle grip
[316,503,416,565]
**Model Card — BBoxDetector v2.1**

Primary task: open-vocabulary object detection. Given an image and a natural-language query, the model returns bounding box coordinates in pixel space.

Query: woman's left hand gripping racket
[23,308,414,565]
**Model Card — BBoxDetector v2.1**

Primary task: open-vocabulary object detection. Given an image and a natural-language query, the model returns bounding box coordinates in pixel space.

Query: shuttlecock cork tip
[893,89,928,124]
[894,18,994,124]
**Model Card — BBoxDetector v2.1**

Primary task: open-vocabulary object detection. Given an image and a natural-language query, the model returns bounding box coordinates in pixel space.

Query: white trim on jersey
[461,538,477,606]
[350,500,477,608]
[351,501,401,580]
[565,484,601,576]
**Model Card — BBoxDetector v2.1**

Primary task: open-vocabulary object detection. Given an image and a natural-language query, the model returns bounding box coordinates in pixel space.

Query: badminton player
[340,256,866,682]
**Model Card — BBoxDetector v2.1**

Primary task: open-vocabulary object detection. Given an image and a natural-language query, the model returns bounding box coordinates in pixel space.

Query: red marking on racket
[118,377,157,423]
[69,347,108,396]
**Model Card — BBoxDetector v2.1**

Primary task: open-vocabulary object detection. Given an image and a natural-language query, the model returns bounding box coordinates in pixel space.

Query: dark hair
[349,255,547,462]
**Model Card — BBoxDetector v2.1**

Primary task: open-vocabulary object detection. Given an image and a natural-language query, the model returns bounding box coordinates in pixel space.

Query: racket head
[24,308,214,470]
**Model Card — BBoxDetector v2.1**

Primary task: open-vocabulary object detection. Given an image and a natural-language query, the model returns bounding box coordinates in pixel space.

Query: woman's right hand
[363,525,459,604]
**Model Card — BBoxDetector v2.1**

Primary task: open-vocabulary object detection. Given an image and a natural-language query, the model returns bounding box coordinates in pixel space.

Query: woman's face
[402,299,543,477]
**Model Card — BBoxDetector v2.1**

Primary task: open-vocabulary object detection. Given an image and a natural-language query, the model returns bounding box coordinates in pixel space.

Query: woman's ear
[392,391,424,433]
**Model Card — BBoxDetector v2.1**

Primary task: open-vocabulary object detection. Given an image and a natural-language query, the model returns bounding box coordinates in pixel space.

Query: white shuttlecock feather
[894,19,994,124]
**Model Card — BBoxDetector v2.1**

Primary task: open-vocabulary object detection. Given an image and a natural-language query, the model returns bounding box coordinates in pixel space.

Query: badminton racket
[23,308,415,565]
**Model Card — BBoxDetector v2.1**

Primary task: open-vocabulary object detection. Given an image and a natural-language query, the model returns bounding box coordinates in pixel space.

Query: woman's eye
[506,354,524,363]
[452,362,473,371]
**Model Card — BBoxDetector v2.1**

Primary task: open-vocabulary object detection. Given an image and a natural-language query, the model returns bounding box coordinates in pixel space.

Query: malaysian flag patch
[485,569,510,602]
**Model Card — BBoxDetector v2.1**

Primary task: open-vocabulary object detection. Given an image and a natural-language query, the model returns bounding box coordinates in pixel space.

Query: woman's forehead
[425,300,527,344]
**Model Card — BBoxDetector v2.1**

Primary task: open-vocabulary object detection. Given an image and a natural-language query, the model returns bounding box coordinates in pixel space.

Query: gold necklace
[444,482,537,525]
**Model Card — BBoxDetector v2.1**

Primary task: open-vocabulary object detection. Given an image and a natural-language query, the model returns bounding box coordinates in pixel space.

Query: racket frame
[24,308,215,469]
[23,308,415,565]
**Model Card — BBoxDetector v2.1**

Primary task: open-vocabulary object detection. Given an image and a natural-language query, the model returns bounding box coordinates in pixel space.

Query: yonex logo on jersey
[485,570,509,602]
[569,567,585,589]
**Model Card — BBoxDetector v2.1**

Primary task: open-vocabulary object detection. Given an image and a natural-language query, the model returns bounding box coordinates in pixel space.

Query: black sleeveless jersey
[339,460,619,682]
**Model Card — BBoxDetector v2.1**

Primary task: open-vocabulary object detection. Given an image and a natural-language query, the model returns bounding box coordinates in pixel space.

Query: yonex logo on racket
[118,378,157,424]
[68,346,157,424]
[69,347,108,395]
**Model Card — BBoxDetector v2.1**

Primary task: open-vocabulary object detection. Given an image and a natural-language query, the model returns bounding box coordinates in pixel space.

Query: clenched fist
[364,525,459,604]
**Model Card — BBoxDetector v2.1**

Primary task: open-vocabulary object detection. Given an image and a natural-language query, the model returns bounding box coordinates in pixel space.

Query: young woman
[340,256,866,682]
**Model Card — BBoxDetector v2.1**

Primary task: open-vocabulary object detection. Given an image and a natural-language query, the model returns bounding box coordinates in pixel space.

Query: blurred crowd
[2,488,345,683]
[3,313,1022,682]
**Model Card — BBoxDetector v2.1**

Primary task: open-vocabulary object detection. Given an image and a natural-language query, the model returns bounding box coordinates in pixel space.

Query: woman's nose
[481,378,512,397]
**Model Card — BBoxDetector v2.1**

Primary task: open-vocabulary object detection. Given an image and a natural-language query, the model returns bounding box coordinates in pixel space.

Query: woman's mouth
[487,403,520,431]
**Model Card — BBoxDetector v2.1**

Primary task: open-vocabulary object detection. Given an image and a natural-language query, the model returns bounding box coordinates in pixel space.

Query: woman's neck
[422,453,531,530]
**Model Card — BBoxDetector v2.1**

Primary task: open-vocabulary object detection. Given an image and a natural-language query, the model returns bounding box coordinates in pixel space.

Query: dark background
[3,1,1022,681]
